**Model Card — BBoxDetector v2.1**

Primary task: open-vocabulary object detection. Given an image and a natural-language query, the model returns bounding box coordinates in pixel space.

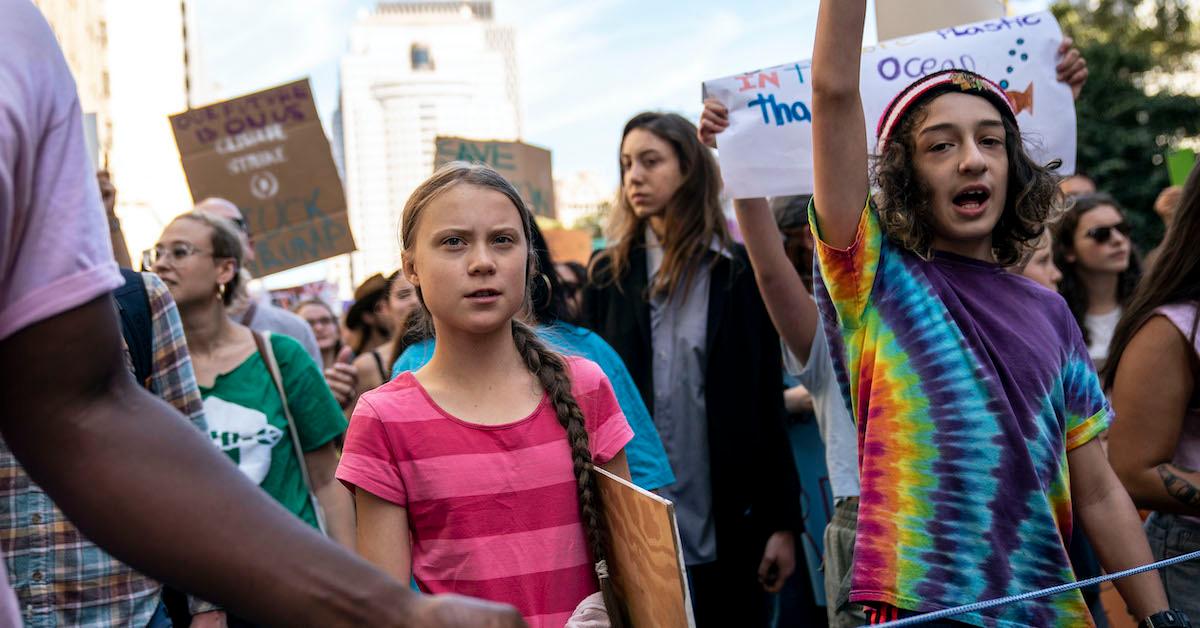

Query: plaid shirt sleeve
[143,273,206,432]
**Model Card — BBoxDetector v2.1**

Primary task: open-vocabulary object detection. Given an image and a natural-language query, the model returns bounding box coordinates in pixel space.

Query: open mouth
[466,289,501,298]
[952,186,991,212]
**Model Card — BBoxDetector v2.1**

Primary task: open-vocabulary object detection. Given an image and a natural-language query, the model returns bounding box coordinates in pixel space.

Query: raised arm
[811,0,870,248]
[700,101,820,361]
[734,198,820,361]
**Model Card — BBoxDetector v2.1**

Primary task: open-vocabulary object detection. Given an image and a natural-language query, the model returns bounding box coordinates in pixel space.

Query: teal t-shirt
[200,333,347,529]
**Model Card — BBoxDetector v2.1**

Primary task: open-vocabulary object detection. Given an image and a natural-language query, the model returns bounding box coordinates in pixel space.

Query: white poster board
[876,0,1004,41]
[702,12,1075,199]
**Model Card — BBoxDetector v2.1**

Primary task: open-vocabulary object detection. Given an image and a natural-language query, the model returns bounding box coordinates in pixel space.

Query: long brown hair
[589,112,730,300]
[399,162,624,622]
[1053,193,1143,346]
[1102,168,1200,389]
[872,100,1061,266]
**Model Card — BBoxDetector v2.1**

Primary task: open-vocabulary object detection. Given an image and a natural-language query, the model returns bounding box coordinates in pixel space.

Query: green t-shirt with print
[200,333,346,529]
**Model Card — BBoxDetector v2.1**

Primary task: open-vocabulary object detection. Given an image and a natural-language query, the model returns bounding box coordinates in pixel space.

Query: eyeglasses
[1084,222,1132,244]
[144,243,213,267]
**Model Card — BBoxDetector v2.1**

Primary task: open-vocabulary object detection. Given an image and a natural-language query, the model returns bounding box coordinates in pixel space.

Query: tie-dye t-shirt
[809,202,1110,628]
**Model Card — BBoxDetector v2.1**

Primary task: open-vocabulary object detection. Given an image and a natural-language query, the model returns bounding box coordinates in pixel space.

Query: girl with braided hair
[336,162,633,627]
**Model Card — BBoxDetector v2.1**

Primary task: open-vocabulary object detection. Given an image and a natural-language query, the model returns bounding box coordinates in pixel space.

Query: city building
[33,0,112,169]
[36,0,193,264]
[340,1,522,280]
[554,170,613,230]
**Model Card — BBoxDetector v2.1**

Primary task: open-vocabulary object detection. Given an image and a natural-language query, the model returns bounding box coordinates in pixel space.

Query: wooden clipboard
[595,467,695,627]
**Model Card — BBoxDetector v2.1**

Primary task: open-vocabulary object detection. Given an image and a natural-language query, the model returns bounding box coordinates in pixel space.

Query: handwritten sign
[434,137,556,219]
[170,79,355,276]
[702,11,1075,199]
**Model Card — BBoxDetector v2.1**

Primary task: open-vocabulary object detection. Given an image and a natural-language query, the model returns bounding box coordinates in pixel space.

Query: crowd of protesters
[3,0,1200,627]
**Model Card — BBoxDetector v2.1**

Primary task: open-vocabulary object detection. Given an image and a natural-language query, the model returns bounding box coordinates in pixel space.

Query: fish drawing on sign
[1007,83,1034,115]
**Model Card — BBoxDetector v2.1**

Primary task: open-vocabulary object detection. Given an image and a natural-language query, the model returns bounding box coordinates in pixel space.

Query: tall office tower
[340,1,521,279]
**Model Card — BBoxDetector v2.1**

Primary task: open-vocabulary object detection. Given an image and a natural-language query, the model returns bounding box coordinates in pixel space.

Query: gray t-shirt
[784,324,860,500]
[243,303,322,367]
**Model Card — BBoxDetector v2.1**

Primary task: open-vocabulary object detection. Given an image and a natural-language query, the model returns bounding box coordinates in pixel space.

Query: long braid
[511,321,626,626]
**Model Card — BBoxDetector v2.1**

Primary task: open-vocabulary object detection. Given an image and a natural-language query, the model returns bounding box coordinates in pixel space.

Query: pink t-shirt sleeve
[336,395,409,507]
[570,358,633,465]
[0,0,121,342]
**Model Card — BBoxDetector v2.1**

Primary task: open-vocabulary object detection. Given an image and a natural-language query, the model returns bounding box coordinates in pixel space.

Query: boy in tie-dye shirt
[805,2,1173,626]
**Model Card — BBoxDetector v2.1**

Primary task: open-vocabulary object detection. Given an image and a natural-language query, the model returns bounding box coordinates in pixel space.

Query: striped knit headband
[876,69,1018,151]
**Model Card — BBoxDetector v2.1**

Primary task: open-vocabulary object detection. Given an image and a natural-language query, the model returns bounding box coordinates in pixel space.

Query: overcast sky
[192,0,1052,185]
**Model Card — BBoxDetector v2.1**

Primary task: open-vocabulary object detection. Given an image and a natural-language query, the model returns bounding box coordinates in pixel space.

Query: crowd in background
[3,0,1200,627]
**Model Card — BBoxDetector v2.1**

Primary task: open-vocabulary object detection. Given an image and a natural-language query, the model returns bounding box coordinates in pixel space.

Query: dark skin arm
[1109,315,1200,516]
[0,295,523,628]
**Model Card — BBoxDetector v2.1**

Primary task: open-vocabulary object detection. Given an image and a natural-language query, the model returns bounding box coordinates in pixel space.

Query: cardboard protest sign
[702,11,1075,199]
[876,0,1003,41]
[434,137,556,219]
[170,79,355,277]
[541,228,593,265]
[594,467,694,628]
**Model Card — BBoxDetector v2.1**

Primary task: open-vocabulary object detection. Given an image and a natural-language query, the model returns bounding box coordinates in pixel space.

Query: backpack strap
[114,268,153,389]
[251,330,329,535]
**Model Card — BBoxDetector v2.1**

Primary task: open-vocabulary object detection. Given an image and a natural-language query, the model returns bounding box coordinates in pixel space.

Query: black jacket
[582,238,802,567]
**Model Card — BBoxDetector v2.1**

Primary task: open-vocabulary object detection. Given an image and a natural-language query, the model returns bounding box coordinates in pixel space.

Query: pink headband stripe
[876,71,1016,150]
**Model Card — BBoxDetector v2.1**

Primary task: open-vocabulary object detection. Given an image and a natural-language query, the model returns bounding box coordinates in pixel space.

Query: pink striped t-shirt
[336,356,633,628]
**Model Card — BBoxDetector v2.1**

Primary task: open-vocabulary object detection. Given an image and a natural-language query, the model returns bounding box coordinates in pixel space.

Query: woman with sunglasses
[1055,193,1142,370]
[150,213,356,626]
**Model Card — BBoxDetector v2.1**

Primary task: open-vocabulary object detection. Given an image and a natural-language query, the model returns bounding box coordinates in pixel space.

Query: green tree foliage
[1052,0,1200,249]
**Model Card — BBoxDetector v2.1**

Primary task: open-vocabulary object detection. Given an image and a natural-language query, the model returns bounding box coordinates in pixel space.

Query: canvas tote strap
[251,330,328,535]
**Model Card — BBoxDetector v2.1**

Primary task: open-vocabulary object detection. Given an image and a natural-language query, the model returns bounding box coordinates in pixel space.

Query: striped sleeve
[337,395,409,506]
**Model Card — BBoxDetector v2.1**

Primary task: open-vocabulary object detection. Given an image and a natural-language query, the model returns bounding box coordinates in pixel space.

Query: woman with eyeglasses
[1054,192,1143,370]
[150,213,356,613]
[293,299,344,371]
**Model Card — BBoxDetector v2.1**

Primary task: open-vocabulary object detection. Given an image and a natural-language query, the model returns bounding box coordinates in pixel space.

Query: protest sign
[434,137,556,219]
[170,79,355,277]
[702,11,1076,199]
[541,228,593,265]
[595,467,694,628]
[876,0,1003,41]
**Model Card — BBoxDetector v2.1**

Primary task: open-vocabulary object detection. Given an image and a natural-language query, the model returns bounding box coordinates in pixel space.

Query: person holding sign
[697,110,862,627]
[807,1,1174,625]
[581,112,801,627]
[337,163,634,628]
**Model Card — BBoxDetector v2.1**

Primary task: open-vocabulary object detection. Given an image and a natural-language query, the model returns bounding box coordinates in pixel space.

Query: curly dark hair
[871,99,1062,266]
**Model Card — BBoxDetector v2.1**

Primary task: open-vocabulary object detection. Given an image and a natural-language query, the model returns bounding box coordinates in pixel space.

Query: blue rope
[871,549,1200,627]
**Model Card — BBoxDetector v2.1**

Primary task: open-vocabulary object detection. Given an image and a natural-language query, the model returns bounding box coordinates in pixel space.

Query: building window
[411,44,434,71]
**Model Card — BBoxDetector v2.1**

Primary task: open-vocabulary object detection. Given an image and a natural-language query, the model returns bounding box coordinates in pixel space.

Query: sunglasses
[1084,222,1132,244]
